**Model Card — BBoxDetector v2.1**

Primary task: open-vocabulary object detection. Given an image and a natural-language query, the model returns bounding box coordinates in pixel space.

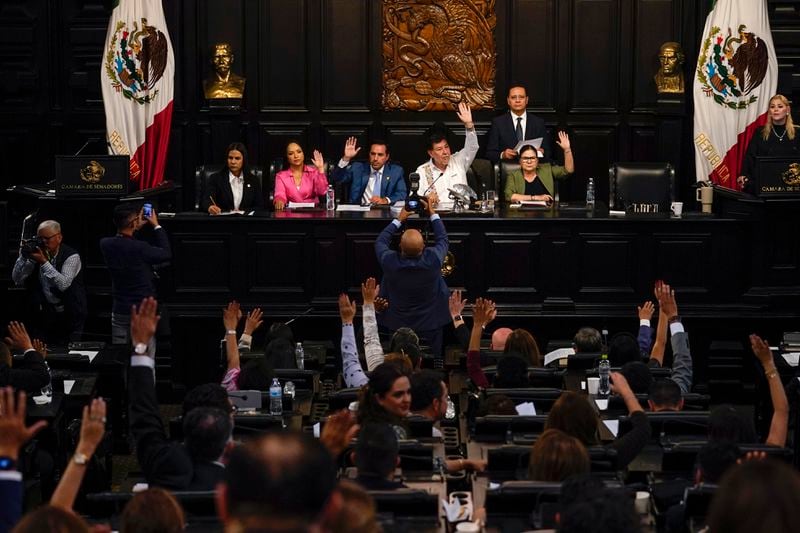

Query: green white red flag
[693,0,777,189]
[101,0,174,190]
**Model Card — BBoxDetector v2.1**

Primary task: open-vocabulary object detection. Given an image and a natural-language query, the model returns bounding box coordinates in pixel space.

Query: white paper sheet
[544,347,575,366]
[781,352,800,367]
[288,202,316,208]
[602,419,619,437]
[594,399,608,411]
[514,137,543,153]
[69,350,99,363]
[515,402,537,416]
[336,204,371,212]
[63,380,76,394]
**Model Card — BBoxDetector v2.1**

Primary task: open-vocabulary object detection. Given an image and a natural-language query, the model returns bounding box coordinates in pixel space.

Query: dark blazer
[0,475,22,533]
[100,229,171,315]
[485,111,552,163]
[0,350,49,394]
[331,161,407,204]
[375,217,450,332]
[202,169,264,212]
[128,365,225,491]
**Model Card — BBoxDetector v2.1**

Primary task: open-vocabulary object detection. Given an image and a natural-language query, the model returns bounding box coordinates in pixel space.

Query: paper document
[63,380,76,394]
[288,202,316,208]
[336,204,371,212]
[544,347,574,366]
[69,350,99,363]
[594,399,608,411]
[602,419,619,437]
[514,137,544,155]
[782,353,800,367]
[520,200,548,207]
[515,402,537,416]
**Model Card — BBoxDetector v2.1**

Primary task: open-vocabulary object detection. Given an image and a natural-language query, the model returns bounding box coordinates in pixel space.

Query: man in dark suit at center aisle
[331,137,407,205]
[485,85,552,163]
[375,198,449,358]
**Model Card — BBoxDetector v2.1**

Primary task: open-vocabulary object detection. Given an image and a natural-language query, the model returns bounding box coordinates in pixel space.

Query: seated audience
[354,422,406,490]
[573,326,602,353]
[12,219,87,344]
[493,354,531,388]
[706,459,800,533]
[11,506,90,533]
[504,328,542,367]
[648,379,684,411]
[503,136,574,203]
[545,374,650,468]
[273,141,329,210]
[218,432,340,532]
[128,298,232,490]
[648,281,693,393]
[619,360,653,394]
[558,488,640,533]
[120,488,185,533]
[1,322,50,394]
[492,327,513,351]
[356,363,411,440]
[220,301,272,392]
[203,142,264,215]
[607,332,640,367]
[529,428,590,482]
[324,480,381,533]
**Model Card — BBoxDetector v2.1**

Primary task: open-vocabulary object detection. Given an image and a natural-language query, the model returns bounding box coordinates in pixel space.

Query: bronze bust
[654,41,685,94]
[203,43,246,99]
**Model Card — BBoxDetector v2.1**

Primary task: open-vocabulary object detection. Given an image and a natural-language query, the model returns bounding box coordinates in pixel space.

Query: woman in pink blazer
[273,141,330,210]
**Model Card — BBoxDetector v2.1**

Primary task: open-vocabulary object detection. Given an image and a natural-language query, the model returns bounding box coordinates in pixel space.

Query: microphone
[285,307,314,325]
[422,171,446,195]
[73,137,102,156]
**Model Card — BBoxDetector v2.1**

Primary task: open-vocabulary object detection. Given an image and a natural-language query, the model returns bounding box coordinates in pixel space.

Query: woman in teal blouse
[504,131,574,203]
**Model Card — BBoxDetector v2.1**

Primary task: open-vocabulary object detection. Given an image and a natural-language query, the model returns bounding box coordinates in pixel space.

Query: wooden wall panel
[632,0,675,109]
[258,0,308,111]
[0,2,46,112]
[510,0,556,111]
[571,0,619,112]
[321,0,369,111]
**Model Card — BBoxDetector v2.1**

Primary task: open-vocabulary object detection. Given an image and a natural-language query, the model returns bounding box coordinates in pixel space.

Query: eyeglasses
[39,233,61,241]
[520,157,538,162]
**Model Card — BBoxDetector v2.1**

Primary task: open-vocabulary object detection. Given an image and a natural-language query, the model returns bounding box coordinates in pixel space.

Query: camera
[20,236,45,258]
[404,172,426,215]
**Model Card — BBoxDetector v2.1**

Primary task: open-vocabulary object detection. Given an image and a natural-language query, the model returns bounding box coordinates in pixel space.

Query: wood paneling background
[1,0,798,211]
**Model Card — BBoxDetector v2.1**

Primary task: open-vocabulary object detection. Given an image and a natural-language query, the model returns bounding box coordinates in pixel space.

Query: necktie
[515,117,523,142]
[364,171,379,204]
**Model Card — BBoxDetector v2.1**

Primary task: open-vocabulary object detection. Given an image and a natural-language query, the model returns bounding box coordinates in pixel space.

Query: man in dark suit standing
[331,137,407,205]
[202,142,264,214]
[485,85,552,163]
[375,198,449,357]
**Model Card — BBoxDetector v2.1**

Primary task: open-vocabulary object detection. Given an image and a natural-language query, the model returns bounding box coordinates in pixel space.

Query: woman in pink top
[273,141,330,210]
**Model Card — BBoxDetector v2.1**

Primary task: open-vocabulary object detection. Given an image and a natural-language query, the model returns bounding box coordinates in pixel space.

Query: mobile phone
[143,203,153,217]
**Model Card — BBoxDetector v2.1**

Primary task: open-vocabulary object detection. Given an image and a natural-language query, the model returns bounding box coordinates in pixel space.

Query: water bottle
[598,354,610,397]
[269,378,283,416]
[283,380,296,399]
[586,177,595,210]
[41,362,53,399]
[294,342,305,370]
[326,186,335,211]
[445,396,456,420]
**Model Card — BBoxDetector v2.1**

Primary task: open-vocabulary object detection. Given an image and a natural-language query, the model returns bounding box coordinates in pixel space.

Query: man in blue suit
[375,198,449,357]
[485,85,552,163]
[331,137,407,205]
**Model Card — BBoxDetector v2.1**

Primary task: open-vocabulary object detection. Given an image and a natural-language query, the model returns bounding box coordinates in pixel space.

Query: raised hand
[361,277,380,306]
[244,308,264,336]
[131,297,159,348]
[449,289,467,319]
[343,136,361,161]
[32,339,47,358]
[223,301,242,331]
[77,397,107,457]
[638,301,654,321]
[338,293,357,324]
[472,298,496,328]
[312,149,325,172]
[656,281,678,317]
[749,334,775,368]
[5,321,33,351]
[556,131,571,151]
[0,387,47,460]
[456,101,474,128]
[374,297,389,313]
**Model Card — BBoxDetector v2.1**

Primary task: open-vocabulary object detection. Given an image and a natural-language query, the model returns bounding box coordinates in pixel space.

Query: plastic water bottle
[269,378,283,416]
[598,354,610,396]
[586,177,595,210]
[295,342,305,370]
[41,362,53,399]
[283,380,296,399]
[326,186,335,211]
[445,397,456,420]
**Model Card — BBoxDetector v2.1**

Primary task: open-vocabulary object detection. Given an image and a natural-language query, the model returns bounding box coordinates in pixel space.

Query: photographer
[375,196,450,357]
[12,220,86,344]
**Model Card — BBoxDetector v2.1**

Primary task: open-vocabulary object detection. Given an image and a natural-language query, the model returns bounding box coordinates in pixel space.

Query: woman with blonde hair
[738,94,799,191]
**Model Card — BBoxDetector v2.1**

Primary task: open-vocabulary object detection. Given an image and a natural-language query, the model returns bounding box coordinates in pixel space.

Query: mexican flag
[101,0,174,190]
[693,0,777,189]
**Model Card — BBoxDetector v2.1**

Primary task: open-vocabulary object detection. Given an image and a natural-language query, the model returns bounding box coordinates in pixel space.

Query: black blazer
[202,169,264,212]
[0,350,49,394]
[128,365,225,491]
[485,111,552,163]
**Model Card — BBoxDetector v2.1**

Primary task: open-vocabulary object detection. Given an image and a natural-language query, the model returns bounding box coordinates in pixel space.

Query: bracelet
[226,329,237,336]
[564,149,572,153]
[765,368,779,380]
[453,315,463,322]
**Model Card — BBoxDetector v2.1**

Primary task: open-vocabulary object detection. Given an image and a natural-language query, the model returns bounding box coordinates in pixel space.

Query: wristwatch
[73,453,88,466]
[0,457,17,471]
[134,343,148,355]
[453,315,463,322]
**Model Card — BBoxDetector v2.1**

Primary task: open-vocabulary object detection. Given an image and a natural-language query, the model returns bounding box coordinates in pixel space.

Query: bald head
[400,229,425,257]
[491,327,513,351]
